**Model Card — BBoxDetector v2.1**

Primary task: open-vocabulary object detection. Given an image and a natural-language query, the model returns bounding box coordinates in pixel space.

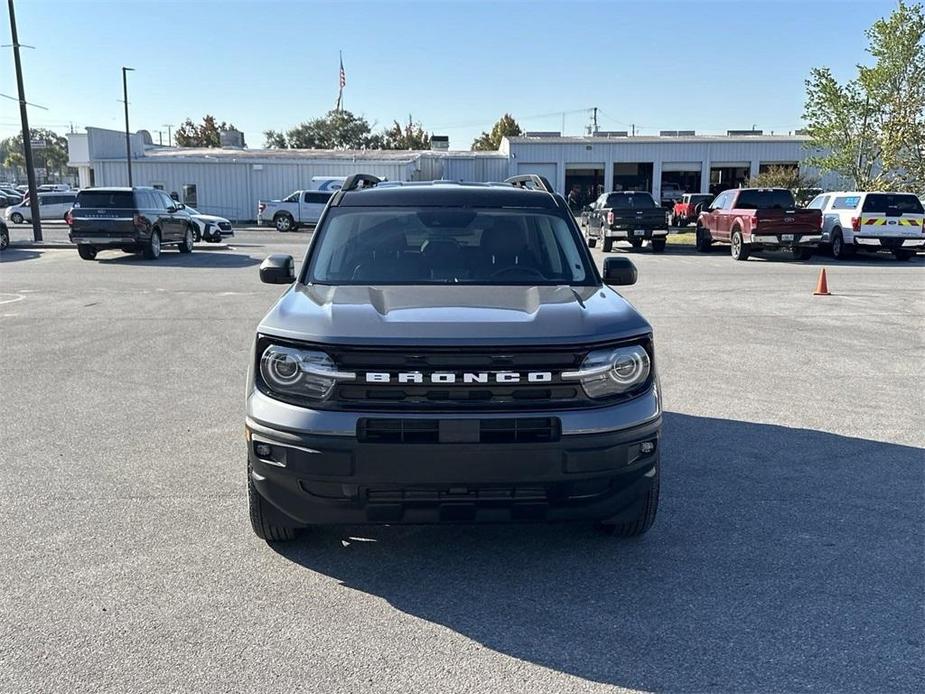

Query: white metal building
[69,127,838,220]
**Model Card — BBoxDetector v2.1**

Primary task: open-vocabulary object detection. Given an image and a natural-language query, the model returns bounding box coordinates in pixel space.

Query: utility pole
[157,130,163,146]
[592,107,599,134]
[163,124,172,147]
[121,66,134,187]
[7,0,41,241]
[632,124,636,137]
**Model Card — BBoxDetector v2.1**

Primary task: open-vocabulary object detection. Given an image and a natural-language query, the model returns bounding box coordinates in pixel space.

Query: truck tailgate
[608,209,667,229]
[754,208,820,234]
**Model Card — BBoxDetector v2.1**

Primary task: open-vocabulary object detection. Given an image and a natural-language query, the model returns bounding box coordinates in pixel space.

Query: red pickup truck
[696,188,823,260]
[671,193,714,227]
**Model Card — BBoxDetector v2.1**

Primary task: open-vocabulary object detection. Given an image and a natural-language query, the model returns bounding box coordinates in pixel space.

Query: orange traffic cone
[813,268,831,296]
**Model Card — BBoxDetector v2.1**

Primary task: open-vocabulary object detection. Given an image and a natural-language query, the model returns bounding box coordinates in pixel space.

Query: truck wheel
[598,462,659,537]
[831,229,854,259]
[587,235,597,248]
[77,245,97,260]
[274,213,294,232]
[695,226,712,252]
[650,239,666,253]
[892,249,915,261]
[602,237,614,253]
[0,230,9,251]
[10,212,23,224]
[248,463,302,542]
[731,229,750,261]
[178,226,194,253]
[790,247,813,261]
[142,230,161,260]
[630,238,643,250]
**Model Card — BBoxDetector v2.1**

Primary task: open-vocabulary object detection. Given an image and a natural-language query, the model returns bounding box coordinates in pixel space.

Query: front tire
[602,236,614,253]
[731,228,750,261]
[598,462,660,538]
[790,247,813,261]
[142,230,161,260]
[178,227,194,254]
[0,230,8,251]
[77,245,97,260]
[10,212,23,224]
[248,463,302,542]
[650,238,666,253]
[893,249,915,261]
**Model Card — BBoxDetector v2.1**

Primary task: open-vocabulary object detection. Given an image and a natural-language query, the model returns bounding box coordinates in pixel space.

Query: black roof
[337,181,560,209]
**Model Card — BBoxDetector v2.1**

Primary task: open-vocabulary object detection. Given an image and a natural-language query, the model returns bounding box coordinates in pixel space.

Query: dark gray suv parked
[68,187,195,260]
[246,175,661,542]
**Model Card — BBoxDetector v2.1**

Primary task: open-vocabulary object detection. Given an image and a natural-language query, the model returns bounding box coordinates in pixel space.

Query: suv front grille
[328,345,592,411]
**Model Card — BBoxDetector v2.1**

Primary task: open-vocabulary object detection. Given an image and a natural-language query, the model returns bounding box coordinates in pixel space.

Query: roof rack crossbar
[504,174,555,194]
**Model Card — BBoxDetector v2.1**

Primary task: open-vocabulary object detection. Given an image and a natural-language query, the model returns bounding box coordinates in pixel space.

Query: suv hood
[258,284,651,346]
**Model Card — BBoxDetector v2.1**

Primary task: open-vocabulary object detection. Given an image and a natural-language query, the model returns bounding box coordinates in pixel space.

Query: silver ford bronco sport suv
[246,174,661,542]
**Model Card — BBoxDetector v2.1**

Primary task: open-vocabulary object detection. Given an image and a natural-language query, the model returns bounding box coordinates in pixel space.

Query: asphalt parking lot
[1,232,922,693]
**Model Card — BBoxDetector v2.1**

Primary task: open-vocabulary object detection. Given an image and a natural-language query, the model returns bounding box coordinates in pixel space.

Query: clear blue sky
[1,0,901,149]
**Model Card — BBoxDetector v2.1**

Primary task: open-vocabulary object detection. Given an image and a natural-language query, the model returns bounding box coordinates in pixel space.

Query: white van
[5,191,78,224]
[38,184,72,193]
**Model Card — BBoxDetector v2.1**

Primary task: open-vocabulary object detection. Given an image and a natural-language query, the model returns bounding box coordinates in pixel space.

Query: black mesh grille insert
[357,417,560,444]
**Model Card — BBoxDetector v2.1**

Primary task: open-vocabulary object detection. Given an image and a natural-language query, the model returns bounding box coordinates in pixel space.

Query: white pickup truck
[257,190,335,232]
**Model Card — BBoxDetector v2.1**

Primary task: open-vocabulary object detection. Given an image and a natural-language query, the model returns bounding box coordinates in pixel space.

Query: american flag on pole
[339,53,346,89]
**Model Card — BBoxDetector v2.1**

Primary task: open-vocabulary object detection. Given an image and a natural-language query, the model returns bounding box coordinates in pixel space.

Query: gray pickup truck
[245,174,662,542]
[581,191,670,253]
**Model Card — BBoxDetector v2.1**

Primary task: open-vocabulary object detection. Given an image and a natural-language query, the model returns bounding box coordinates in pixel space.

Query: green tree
[376,115,431,150]
[263,129,288,149]
[284,110,374,149]
[471,113,522,151]
[175,115,240,148]
[1,128,70,179]
[748,165,820,192]
[803,1,925,190]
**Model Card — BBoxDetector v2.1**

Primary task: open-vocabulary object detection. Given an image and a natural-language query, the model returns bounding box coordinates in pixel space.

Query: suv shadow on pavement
[95,252,260,269]
[272,412,923,692]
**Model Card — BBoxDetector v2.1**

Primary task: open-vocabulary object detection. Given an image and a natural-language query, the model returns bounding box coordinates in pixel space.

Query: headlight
[562,345,651,399]
[259,344,355,402]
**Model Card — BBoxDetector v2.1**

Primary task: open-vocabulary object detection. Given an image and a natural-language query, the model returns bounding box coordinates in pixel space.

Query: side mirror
[602,257,637,286]
[176,203,186,210]
[167,205,178,213]
[260,254,295,284]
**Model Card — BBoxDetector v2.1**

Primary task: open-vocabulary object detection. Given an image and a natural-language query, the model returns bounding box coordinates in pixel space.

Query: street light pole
[122,66,134,187]
[7,0,41,241]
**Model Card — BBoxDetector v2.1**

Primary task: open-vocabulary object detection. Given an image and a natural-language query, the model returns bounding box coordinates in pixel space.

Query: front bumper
[246,415,661,526]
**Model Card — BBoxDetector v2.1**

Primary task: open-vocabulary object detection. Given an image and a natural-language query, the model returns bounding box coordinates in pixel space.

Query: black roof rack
[504,174,555,194]
[340,174,382,192]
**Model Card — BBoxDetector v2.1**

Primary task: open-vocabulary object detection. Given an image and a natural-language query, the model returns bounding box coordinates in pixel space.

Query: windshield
[606,193,656,209]
[307,207,595,286]
[735,189,796,210]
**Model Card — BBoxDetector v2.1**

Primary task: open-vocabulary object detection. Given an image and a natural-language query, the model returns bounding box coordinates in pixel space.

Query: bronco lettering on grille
[364,372,553,385]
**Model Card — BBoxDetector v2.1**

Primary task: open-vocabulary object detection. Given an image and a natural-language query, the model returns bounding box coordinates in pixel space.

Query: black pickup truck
[581,191,670,253]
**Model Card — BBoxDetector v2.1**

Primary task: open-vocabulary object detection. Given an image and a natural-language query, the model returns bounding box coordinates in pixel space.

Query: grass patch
[667,232,695,246]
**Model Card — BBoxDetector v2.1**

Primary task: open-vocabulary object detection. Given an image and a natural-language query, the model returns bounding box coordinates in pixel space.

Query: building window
[182,184,198,208]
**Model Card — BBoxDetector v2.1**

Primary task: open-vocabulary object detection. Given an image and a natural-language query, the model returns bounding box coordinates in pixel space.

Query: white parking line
[0,293,25,305]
